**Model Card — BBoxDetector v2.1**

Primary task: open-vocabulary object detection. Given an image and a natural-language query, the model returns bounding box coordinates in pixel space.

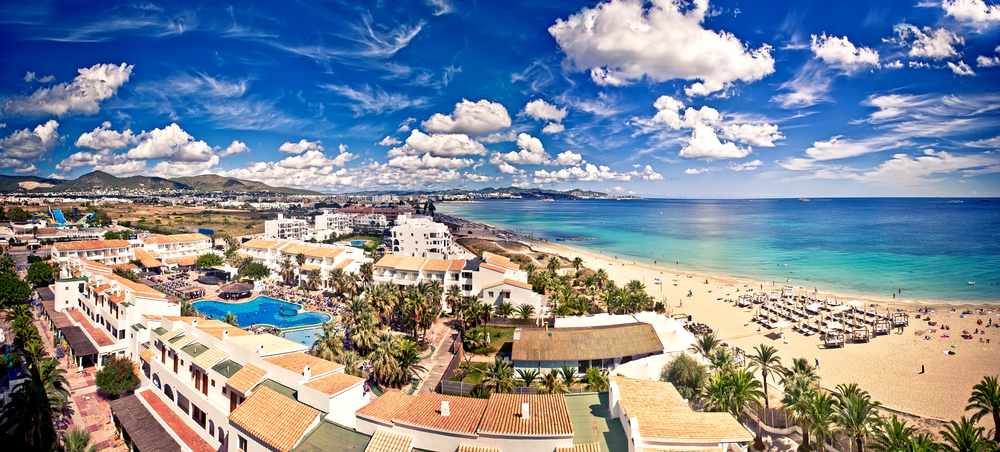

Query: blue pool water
[348,240,369,246]
[283,327,323,348]
[193,296,331,328]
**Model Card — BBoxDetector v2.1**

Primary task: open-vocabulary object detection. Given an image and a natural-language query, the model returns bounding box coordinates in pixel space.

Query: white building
[264,214,310,240]
[51,240,134,267]
[388,213,468,259]
[240,238,370,286]
[314,212,353,236]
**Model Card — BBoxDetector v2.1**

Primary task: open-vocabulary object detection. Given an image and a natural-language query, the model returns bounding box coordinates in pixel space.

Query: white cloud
[684,167,714,175]
[279,139,324,154]
[397,118,416,133]
[780,135,911,171]
[551,150,584,166]
[0,120,59,174]
[421,99,511,136]
[541,123,565,134]
[523,99,568,122]
[490,133,551,165]
[548,0,774,95]
[728,159,763,171]
[387,130,488,158]
[497,162,525,174]
[426,0,455,16]
[892,25,963,59]
[533,163,663,183]
[885,60,904,69]
[151,155,220,177]
[721,123,783,147]
[680,126,752,159]
[910,61,931,68]
[642,95,782,159]
[477,130,518,143]
[963,135,1000,147]
[378,136,401,146]
[772,62,831,109]
[977,55,1000,66]
[55,149,147,177]
[322,84,428,116]
[125,123,214,162]
[214,160,473,192]
[388,153,474,170]
[75,121,136,150]
[811,33,880,70]
[463,172,493,183]
[3,63,132,117]
[23,72,53,83]
[948,60,976,75]
[279,150,347,169]
[220,140,250,157]
[854,149,1000,185]
[865,94,933,122]
[942,0,1000,25]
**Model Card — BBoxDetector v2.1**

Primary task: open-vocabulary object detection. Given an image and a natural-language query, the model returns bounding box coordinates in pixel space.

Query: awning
[109,394,182,452]
[37,287,55,302]
[61,326,99,356]
[50,312,75,330]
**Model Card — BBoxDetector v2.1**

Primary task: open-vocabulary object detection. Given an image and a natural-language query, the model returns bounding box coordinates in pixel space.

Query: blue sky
[0,0,998,197]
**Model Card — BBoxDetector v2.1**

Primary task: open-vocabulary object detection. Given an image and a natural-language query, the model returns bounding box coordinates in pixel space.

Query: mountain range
[0,172,321,195]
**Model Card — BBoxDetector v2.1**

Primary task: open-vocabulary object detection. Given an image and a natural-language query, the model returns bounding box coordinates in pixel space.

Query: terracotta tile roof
[394,393,489,435]
[164,255,199,266]
[478,394,573,436]
[199,326,253,339]
[300,263,322,272]
[512,323,663,362]
[142,314,162,320]
[94,284,113,293]
[421,259,452,272]
[79,259,113,274]
[138,390,216,452]
[479,263,506,273]
[139,349,157,364]
[263,352,344,376]
[243,238,282,249]
[333,258,354,270]
[556,444,601,452]
[108,292,126,304]
[166,334,198,351]
[280,244,315,256]
[157,327,185,342]
[483,252,520,270]
[356,392,417,423]
[134,248,164,268]
[364,429,413,452]
[448,259,467,272]
[110,263,138,270]
[54,240,131,251]
[395,257,427,272]
[457,446,500,452]
[226,334,307,356]
[303,372,364,395]
[303,247,339,258]
[481,279,532,291]
[67,309,116,347]
[228,387,320,452]
[227,363,269,395]
[142,233,210,244]
[375,255,404,268]
[147,249,161,257]
[111,274,164,297]
[612,377,754,444]
[191,347,229,370]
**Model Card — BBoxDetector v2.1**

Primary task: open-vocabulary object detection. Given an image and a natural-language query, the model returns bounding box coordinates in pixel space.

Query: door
[202,374,209,396]
[230,391,238,412]
[173,353,178,373]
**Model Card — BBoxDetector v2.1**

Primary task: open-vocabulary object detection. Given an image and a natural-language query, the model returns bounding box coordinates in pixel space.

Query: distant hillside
[0,175,65,191]
[170,174,321,195]
[35,171,189,193]
[349,186,617,199]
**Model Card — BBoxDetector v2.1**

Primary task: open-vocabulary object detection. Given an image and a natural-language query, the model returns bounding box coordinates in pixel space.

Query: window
[238,435,248,451]
[211,379,215,387]
[488,291,494,297]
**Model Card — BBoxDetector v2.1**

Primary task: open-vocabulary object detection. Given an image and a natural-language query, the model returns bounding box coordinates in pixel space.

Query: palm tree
[517,369,539,388]
[572,257,584,271]
[525,263,537,280]
[446,284,464,314]
[547,256,561,273]
[689,332,721,360]
[396,340,427,387]
[483,356,515,394]
[939,417,993,452]
[833,385,882,452]
[60,426,97,452]
[908,433,942,452]
[704,368,764,423]
[0,358,69,450]
[559,364,579,388]
[306,269,323,290]
[370,333,402,386]
[495,301,514,318]
[709,348,736,374]
[871,415,918,452]
[540,371,568,394]
[223,312,239,327]
[808,392,837,452]
[516,303,535,321]
[585,367,610,392]
[340,351,365,378]
[358,261,374,289]
[311,321,344,362]
[782,378,818,451]
[370,282,399,327]
[180,299,198,317]
[279,257,296,286]
[295,252,307,268]
[749,344,782,409]
[965,375,1000,442]
[594,268,609,289]
[781,357,820,388]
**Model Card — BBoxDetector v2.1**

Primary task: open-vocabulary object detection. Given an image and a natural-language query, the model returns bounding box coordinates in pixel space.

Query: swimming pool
[348,240,369,246]
[193,296,331,329]
[282,327,322,348]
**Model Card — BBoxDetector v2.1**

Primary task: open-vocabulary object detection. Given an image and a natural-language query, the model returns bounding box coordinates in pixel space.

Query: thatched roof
[220,282,253,293]
[511,323,663,362]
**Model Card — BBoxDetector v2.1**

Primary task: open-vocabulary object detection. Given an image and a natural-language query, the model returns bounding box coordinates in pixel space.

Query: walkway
[415,319,458,395]
[139,389,217,452]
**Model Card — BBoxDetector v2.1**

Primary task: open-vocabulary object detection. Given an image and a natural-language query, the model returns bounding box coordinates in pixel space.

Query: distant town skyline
[0,0,998,197]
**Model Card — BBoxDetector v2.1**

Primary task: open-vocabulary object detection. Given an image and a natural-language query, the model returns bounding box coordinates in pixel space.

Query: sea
[436,198,1000,303]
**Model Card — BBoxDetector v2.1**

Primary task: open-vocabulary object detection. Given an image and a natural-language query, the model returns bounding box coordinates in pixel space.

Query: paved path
[416,323,457,395]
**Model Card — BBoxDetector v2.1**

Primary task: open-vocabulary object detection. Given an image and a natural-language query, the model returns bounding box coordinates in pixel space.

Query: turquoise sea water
[437,198,1000,302]
[193,296,331,328]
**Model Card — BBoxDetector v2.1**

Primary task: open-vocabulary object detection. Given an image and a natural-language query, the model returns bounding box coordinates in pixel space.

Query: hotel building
[239,238,371,285]
[264,214,310,241]
[388,213,469,260]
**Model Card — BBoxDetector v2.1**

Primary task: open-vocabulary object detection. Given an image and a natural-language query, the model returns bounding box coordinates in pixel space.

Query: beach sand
[516,238,1000,425]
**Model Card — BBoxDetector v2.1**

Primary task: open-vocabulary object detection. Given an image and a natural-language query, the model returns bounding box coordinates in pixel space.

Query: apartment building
[240,238,370,285]
[51,240,134,267]
[388,213,469,259]
[313,212,353,235]
[264,214,310,240]
[141,233,213,260]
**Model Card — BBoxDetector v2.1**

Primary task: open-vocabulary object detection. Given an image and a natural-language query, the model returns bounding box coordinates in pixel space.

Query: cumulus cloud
[811,33,880,70]
[533,163,662,183]
[942,0,1000,25]
[910,61,930,68]
[892,25,964,59]
[125,123,214,162]
[489,133,552,165]
[641,95,783,159]
[497,162,525,174]
[948,60,976,75]
[55,149,147,177]
[684,167,715,175]
[0,120,59,174]
[551,150,584,166]
[728,159,763,171]
[388,153,475,170]
[421,99,511,136]
[541,123,565,134]
[75,121,136,150]
[397,118,416,133]
[151,155,220,177]
[523,99,568,122]
[885,60,904,69]
[220,140,250,157]
[278,150,353,169]
[279,139,324,154]
[3,63,133,117]
[477,130,518,143]
[24,72,55,83]
[387,130,487,158]
[549,0,774,95]
[215,160,473,192]
[978,55,1000,66]
[378,136,401,146]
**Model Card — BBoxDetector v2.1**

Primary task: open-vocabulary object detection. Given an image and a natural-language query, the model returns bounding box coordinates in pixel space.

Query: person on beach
[815,358,820,369]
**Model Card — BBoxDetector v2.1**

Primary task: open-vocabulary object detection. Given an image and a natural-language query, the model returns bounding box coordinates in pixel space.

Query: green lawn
[450,361,488,384]
[467,326,515,356]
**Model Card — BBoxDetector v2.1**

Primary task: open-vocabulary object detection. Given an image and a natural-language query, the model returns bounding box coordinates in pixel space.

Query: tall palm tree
[495,301,514,318]
[559,364,579,388]
[446,284,464,313]
[781,357,820,388]
[705,368,764,423]
[709,348,737,374]
[689,332,722,360]
[358,261,374,289]
[340,351,365,378]
[749,344,782,409]
[540,371,568,394]
[370,333,402,386]
[871,415,918,452]
[60,427,98,452]
[939,417,993,452]
[547,256,561,273]
[328,268,347,295]
[516,303,535,321]
[585,367,610,392]
[525,263,537,280]
[483,356,515,394]
[808,392,837,452]
[306,269,323,290]
[295,252,307,268]
[782,378,818,451]
[572,257,584,271]
[0,358,69,450]
[517,369,539,388]
[594,268,609,289]
[223,312,239,327]
[279,257,296,286]
[311,321,344,362]
[180,299,198,317]
[833,386,882,452]
[965,375,1000,442]
[396,340,427,387]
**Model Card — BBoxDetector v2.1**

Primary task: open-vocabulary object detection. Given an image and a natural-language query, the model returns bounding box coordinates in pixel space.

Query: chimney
[303,365,311,379]
[191,319,198,327]
[223,330,229,339]
[257,344,264,355]
[521,403,530,420]
[440,401,450,417]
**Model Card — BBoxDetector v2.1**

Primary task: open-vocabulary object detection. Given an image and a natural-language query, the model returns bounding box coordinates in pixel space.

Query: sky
[0,0,998,197]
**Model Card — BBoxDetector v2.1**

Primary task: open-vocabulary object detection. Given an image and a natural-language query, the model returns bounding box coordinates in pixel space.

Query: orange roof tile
[333,258,354,270]
[303,247,339,258]
[300,263,322,272]
[394,393,488,435]
[364,429,413,452]
[481,279,532,291]
[243,238,282,249]
[134,248,164,268]
[556,444,601,452]
[142,314,162,320]
[54,240,131,251]
[94,284,113,293]
[107,292,126,304]
[199,326,253,339]
[356,392,417,423]
[483,252,520,270]
[280,244,315,255]
[478,393,573,436]
[164,255,199,266]
[191,347,229,371]
[479,263,506,273]
[263,353,344,376]
[139,349,157,364]
[111,274,164,297]
[448,259,467,272]
[375,255,404,268]
[110,263,138,270]
[226,334,306,356]
[457,446,500,452]
[146,249,161,257]
[67,309,116,347]
[303,372,364,396]
[395,257,427,272]
[421,259,452,272]
[228,387,319,452]
[227,363,269,395]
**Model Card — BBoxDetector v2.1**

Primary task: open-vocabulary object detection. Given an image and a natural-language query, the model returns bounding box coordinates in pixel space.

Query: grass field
[29,203,281,236]
[468,326,515,356]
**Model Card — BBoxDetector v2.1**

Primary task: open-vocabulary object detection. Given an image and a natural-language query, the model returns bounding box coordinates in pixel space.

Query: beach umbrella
[962,329,970,335]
